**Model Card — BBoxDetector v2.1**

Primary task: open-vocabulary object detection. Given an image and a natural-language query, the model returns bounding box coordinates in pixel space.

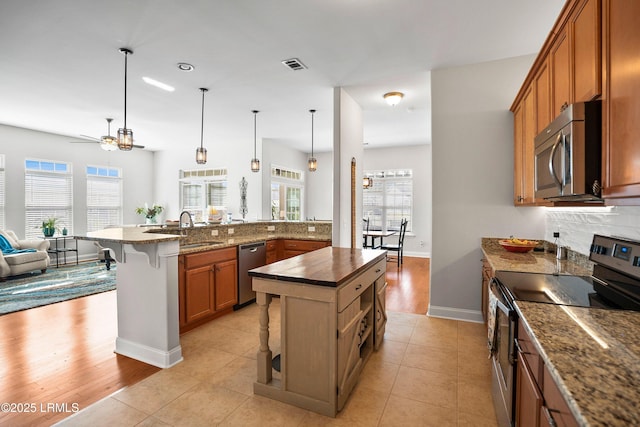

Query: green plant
[41,217,60,236]
[135,203,163,219]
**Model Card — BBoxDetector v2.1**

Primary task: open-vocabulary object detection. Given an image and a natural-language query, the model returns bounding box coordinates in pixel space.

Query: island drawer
[337,259,385,312]
[282,239,328,251]
[184,247,236,269]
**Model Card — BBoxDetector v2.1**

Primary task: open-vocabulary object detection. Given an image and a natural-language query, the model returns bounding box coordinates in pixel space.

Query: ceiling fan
[71,118,145,150]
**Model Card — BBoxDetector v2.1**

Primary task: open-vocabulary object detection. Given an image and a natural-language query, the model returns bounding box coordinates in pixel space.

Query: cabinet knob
[355,284,362,290]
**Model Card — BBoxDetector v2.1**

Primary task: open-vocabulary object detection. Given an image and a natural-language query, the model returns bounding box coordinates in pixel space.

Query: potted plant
[41,217,59,237]
[136,203,163,224]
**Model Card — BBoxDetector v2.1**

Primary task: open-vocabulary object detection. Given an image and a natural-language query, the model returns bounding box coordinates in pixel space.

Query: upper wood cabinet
[550,27,571,118]
[601,0,640,203]
[513,85,537,205]
[534,59,551,135]
[571,0,601,102]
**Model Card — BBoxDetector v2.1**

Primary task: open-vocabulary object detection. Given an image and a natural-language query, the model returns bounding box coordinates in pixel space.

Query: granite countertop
[516,301,640,426]
[77,227,181,244]
[481,237,593,276]
[249,247,386,287]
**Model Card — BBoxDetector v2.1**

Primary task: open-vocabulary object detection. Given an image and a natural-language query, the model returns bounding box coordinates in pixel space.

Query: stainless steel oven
[489,278,516,427]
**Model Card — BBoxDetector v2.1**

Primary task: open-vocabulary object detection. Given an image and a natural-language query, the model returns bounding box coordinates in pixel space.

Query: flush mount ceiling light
[383,91,404,106]
[308,109,317,172]
[250,110,260,172]
[117,47,134,151]
[177,62,195,72]
[100,118,118,151]
[196,88,208,164]
[142,76,175,92]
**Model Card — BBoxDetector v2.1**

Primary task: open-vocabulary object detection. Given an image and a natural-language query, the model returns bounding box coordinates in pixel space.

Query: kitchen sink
[180,241,224,249]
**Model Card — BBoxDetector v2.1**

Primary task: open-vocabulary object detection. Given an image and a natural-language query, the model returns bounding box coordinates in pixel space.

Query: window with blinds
[87,165,122,231]
[25,159,73,239]
[179,168,228,222]
[0,155,5,230]
[363,169,412,232]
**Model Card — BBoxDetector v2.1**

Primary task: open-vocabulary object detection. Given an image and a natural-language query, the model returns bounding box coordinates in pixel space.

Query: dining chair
[380,219,408,267]
[362,217,370,248]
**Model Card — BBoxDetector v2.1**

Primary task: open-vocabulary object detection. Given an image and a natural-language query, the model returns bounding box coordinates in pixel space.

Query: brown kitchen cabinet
[481,259,494,324]
[282,239,330,260]
[178,246,238,333]
[516,322,579,427]
[601,0,640,203]
[265,239,279,264]
[571,0,601,102]
[550,27,571,118]
[534,59,551,134]
[513,84,537,205]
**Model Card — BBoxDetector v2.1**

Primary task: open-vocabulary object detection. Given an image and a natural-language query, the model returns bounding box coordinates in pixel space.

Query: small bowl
[499,239,538,253]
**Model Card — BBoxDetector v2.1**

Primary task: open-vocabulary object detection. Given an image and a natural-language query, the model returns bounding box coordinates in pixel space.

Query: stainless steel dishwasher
[235,241,266,309]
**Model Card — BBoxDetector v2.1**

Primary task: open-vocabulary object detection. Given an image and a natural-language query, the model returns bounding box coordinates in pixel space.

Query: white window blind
[25,159,73,239]
[363,169,412,233]
[0,155,5,230]
[87,165,122,231]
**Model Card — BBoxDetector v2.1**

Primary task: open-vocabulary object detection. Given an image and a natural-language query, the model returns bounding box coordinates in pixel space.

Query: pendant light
[117,48,134,151]
[100,118,118,151]
[308,109,317,172]
[250,110,260,172]
[196,88,208,164]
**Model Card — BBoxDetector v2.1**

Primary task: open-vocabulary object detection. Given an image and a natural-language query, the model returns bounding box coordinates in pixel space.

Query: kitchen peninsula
[77,227,182,369]
[249,247,387,417]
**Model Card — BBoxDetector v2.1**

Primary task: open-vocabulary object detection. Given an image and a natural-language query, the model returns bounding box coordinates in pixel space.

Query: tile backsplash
[545,206,640,255]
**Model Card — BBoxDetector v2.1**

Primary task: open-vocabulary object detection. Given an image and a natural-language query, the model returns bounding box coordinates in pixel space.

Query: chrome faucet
[179,211,193,230]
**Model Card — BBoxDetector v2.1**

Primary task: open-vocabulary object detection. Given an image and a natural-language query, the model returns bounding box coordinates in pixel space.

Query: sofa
[0,230,50,280]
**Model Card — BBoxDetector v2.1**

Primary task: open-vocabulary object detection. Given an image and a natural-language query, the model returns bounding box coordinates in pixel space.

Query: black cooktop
[494,270,621,309]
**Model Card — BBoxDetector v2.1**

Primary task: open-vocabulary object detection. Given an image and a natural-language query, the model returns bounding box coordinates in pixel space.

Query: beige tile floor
[56,300,497,427]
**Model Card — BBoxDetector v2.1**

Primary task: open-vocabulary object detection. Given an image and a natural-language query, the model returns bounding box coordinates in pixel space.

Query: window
[363,169,412,232]
[25,159,73,239]
[179,168,228,222]
[0,155,5,230]
[271,166,304,220]
[86,165,123,231]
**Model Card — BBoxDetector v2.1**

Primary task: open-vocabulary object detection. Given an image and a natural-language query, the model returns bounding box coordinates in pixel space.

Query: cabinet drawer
[184,247,236,269]
[282,239,328,252]
[266,240,277,251]
[517,321,542,385]
[337,259,385,312]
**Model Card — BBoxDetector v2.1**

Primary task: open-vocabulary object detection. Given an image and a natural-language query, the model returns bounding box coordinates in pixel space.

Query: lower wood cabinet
[281,239,330,259]
[481,259,494,324]
[178,246,237,333]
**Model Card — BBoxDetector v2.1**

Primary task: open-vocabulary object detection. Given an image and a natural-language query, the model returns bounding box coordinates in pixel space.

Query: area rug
[0,262,115,315]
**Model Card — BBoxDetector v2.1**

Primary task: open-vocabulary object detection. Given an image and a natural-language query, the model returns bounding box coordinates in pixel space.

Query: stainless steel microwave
[534,101,602,201]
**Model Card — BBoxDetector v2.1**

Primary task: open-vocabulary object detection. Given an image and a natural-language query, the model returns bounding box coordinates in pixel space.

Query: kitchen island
[77,227,182,368]
[249,246,387,417]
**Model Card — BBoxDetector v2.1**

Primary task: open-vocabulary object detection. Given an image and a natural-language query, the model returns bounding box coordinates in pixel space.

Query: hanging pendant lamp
[195,88,208,164]
[250,110,260,172]
[308,109,317,172]
[117,48,134,151]
[100,118,118,151]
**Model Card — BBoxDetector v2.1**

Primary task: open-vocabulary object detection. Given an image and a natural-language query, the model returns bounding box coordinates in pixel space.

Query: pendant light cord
[253,110,258,158]
[310,109,315,157]
[200,88,208,149]
[123,51,128,129]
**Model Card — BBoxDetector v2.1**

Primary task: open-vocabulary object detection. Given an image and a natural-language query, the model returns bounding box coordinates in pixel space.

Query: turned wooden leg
[256,291,273,384]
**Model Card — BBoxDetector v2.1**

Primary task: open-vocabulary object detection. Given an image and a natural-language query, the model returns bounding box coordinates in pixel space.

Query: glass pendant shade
[363,177,373,188]
[117,128,134,151]
[251,158,260,172]
[101,135,118,151]
[308,157,317,172]
[196,147,207,164]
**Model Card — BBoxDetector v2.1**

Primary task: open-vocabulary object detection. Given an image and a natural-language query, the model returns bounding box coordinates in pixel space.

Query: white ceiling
[0,0,564,153]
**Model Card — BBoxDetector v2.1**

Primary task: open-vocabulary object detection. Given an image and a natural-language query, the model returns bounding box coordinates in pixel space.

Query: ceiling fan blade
[79,134,101,142]
[69,140,99,144]
[133,144,145,149]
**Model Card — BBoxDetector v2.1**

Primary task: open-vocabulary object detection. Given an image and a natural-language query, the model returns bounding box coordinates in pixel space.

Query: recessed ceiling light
[177,62,195,72]
[142,77,175,92]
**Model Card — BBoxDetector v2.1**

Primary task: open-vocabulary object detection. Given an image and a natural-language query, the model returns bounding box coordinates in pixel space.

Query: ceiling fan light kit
[117,47,134,151]
[100,118,118,151]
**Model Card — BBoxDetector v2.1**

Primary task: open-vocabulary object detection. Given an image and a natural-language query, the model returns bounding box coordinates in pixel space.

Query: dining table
[363,230,396,249]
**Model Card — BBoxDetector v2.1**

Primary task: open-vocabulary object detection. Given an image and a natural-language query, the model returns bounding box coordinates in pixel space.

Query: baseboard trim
[403,251,431,258]
[427,304,484,323]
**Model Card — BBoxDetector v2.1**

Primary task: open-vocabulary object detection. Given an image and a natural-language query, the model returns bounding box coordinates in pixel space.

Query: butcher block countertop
[249,246,386,287]
[482,237,640,426]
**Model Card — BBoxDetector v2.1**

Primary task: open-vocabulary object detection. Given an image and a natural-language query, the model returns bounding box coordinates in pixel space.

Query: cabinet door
[481,259,494,324]
[337,302,365,410]
[551,28,571,118]
[542,366,580,427]
[571,0,601,102]
[184,265,215,323]
[214,259,238,311]
[515,351,542,427]
[513,100,525,205]
[374,276,387,349]
[602,0,640,201]
[534,59,551,134]
[513,85,536,205]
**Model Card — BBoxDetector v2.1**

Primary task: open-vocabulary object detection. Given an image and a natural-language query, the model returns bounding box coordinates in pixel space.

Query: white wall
[363,145,432,257]
[430,56,545,322]
[0,124,154,258]
[545,206,640,254]
[306,150,333,220]
[333,88,364,248]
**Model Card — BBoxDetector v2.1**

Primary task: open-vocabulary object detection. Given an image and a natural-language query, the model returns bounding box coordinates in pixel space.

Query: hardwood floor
[0,256,429,427]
